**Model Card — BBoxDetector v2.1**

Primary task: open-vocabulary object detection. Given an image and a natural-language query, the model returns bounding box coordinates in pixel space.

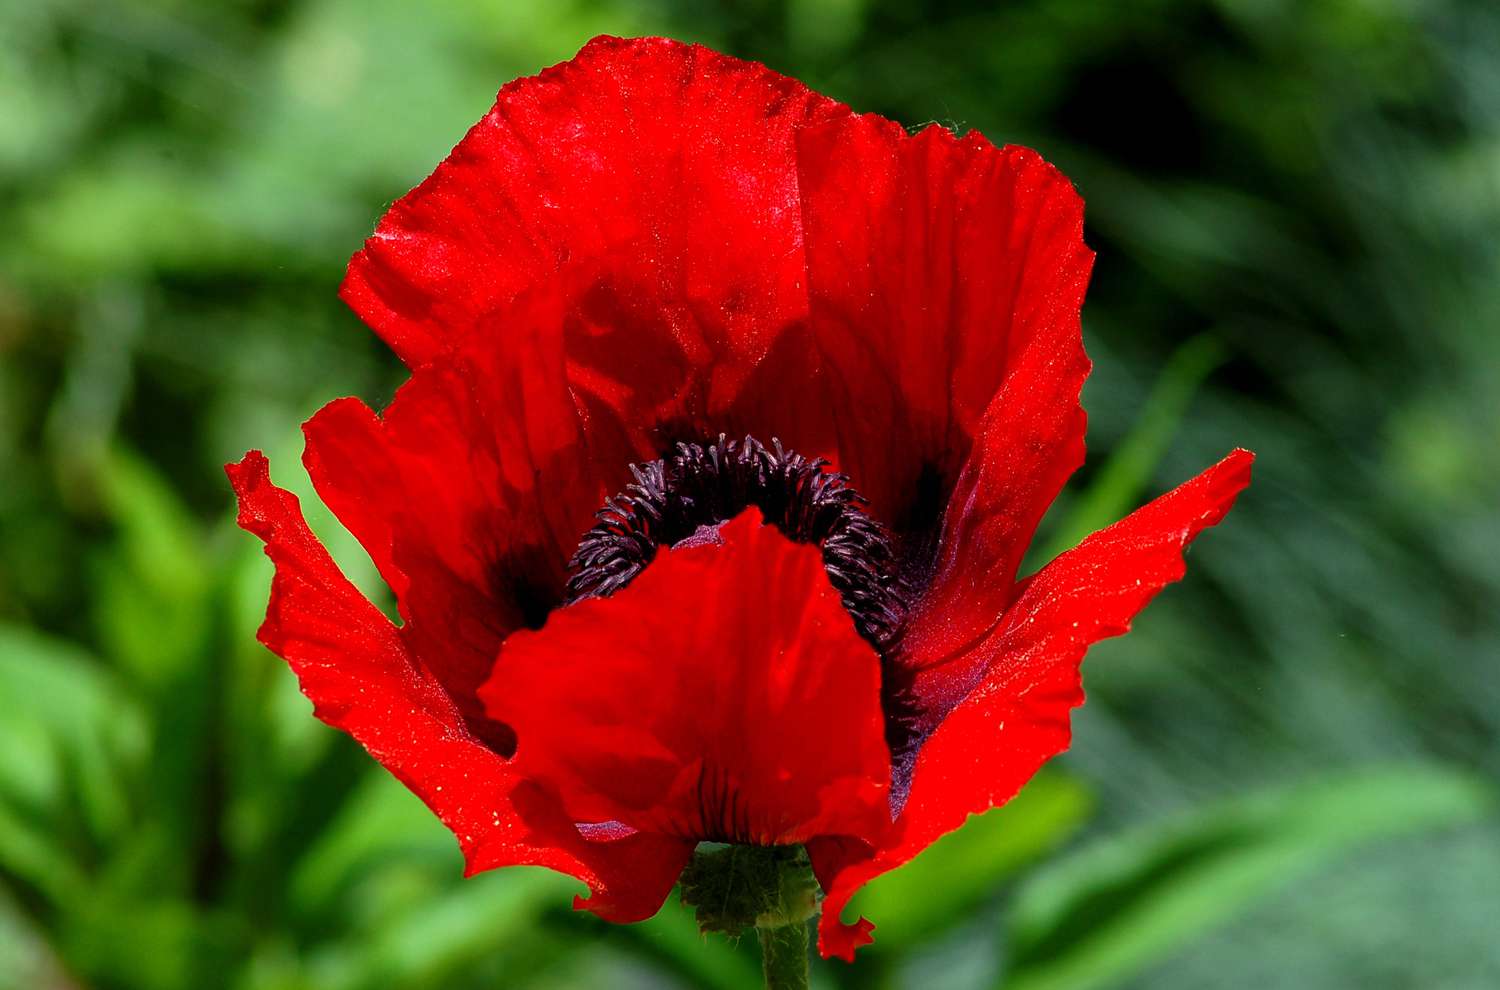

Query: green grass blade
[1002,765,1496,990]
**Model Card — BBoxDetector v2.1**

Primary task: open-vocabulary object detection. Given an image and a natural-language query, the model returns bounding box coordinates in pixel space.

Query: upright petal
[227,452,693,923]
[341,37,844,428]
[893,317,1092,675]
[812,449,1254,958]
[342,36,1095,529]
[796,115,1093,529]
[480,510,891,848]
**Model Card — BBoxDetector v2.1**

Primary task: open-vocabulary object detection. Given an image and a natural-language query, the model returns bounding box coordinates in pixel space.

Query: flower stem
[757,917,810,990]
[678,843,820,990]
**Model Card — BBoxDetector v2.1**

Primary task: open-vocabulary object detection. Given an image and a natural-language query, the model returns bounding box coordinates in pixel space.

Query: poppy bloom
[229,35,1252,961]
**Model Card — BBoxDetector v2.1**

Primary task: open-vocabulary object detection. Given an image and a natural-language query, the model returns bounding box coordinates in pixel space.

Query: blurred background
[2,1,1498,988]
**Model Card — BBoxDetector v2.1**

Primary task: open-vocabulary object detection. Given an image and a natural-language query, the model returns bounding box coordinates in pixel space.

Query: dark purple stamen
[566,434,907,651]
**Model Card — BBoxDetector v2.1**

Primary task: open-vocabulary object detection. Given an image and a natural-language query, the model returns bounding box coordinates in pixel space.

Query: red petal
[796,115,1093,526]
[342,37,1095,530]
[894,315,1092,674]
[227,451,692,923]
[812,449,1254,958]
[341,35,843,376]
[302,294,605,742]
[479,510,891,847]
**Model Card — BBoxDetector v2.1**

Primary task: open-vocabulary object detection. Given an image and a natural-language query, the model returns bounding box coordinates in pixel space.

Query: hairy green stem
[757,917,810,990]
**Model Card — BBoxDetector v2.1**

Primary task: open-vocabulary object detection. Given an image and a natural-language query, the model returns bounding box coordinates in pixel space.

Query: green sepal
[678,843,820,936]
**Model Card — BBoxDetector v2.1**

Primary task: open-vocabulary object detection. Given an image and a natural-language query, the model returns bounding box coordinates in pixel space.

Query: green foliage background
[1,1,1497,987]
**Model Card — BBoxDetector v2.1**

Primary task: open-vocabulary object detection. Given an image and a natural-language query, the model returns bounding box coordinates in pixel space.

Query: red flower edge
[229,35,1254,960]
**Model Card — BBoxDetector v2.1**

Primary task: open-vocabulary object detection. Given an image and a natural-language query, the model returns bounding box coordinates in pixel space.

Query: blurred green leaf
[88,447,230,909]
[0,623,146,853]
[0,801,85,910]
[289,772,455,919]
[63,893,231,990]
[853,772,1094,951]
[276,773,576,990]
[317,868,575,990]
[92,447,213,690]
[1003,766,1497,990]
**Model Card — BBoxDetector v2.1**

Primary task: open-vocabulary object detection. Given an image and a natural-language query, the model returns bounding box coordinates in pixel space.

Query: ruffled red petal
[341,35,843,379]
[812,449,1254,959]
[301,290,608,744]
[227,451,692,922]
[795,114,1093,525]
[479,510,891,848]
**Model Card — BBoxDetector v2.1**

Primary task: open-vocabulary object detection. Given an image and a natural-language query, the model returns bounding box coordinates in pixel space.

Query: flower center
[566,434,906,650]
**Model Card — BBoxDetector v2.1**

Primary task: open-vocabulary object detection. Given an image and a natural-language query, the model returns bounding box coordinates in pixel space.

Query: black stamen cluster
[566,435,905,650]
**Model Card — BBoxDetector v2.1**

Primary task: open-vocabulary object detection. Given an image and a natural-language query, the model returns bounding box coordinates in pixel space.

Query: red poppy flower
[229,35,1252,961]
